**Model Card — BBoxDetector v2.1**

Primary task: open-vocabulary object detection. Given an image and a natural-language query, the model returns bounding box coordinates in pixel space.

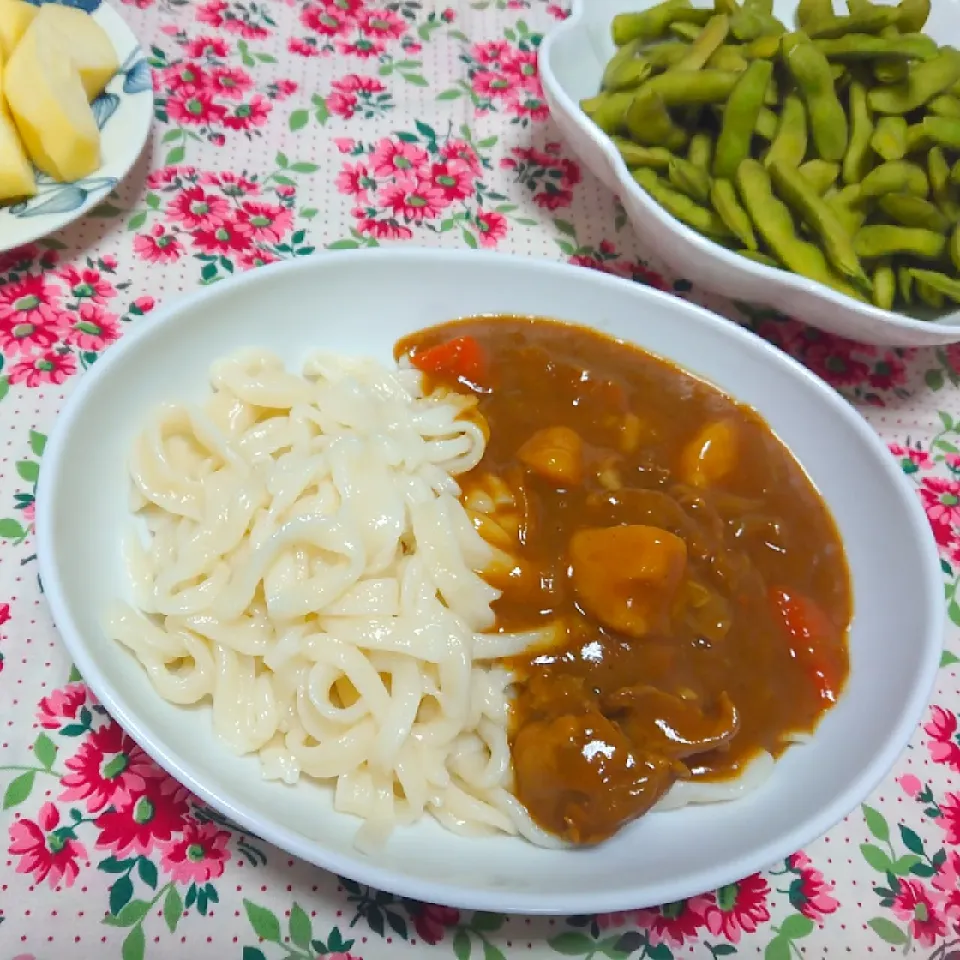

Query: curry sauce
[396,317,852,845]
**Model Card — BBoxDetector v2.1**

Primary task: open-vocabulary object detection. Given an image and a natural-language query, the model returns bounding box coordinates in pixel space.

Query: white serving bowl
[539,0,960,346]
[37,249,943,914]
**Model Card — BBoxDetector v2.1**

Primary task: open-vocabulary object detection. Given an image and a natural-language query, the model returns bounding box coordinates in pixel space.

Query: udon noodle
[106,349,560,849]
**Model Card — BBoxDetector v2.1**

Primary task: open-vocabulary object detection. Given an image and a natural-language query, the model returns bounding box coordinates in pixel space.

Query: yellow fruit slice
[4,17,100,183]
[0,0,38,61]
[0,79,36,201]
[35,5,119,101]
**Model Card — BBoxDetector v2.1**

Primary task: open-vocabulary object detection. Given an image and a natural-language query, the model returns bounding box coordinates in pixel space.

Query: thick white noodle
[106,348,565,849]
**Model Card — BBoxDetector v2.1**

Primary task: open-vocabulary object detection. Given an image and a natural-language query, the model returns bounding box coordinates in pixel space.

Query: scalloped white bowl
[539,0,960,346]
[37,250,943,914]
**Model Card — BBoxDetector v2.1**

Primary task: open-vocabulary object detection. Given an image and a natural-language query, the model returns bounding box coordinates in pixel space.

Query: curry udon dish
[107,316,852,850]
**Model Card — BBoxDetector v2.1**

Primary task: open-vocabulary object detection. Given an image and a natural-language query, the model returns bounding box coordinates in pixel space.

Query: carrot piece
[411,336,486,385]
[769,586,841,704]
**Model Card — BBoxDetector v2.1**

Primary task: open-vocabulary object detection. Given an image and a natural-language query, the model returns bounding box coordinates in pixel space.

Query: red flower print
[920,476,960,545]
[327,74,388,119]
[379,179,448,222]
[159,819,230,884]
[534,188,573,210]
[0,303,64,356]
[146,165,198,189]
[36,682,88,730]
[440,139,481,174]
[8,350,76,387]
[301,2,353,37]
[569,253,605,272]
[898,773,923,797]
[95,775,190,858]
[472,40,511,64]
[503,49,539,85]
[506,90,551,122]
[159,62,208,98]
[933,851,960,919]
[925,706,960,772]
[99,253,118,271]
[441,7,455,22]
[798,336,872,388]
[239,200,293,244]
[223,18,268,40]
[891,878,947,946]
[288,36,319,57]
[207,65,253,100]
[271,79,299,99]
[868,355,907,390]
[57,266,116,303]
[889,442,933,472]
[358,8,405,39]
[355,216,412,240]
[183,35,230,58]
[134,225,184,264]
[624,261,669,291]
[60,723,155,813]
[223,94,271,130]
[547,3,569,17]
[938,791,960,844]
[787,851,839,921]
[199,170,259,195]
[694,874,771,943]
[601,901,705,947]
[62,303,122,353]
[335,137,356,153]
[472,70,518,102]
[0,274,61,323]
[476,210,508,248]
[0,603,10,626]
[369,137,428,180]
[337,36,386,59]
[132,296,155,314]
[8,803,88,888]
[167,185,232,230]
[275,184,296,199]
[413,903,460,945]
[239,249,280,271]
[428,160,475,203]
[191,217,253,255]
[196,0,227,27]
[167,90,226,126]
[335,161,373,199]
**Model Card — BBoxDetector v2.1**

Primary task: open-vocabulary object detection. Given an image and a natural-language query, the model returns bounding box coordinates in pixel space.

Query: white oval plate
[36,250,943,914]
[0,0,153,253]
[539,0,960,346]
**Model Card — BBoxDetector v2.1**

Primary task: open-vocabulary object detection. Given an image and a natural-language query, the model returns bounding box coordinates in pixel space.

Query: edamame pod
[844,81,874,182]
[898,264,914,304]
[769,158,870,291]
[737,249,780,266]
[611,137,675,170]
[874,60,910,85]
[877,194,951,233]
[644,69,742,104]
[951,224,960,272]
[909,269,960,304]
[859,160,929,198]
[870,115,908,161]
[813,33,937,61]
[581,91,633,133]
[671,21,706,41]
[688,132,714,169]
[633,166,732,237]
[669,155,712,202]
[671,14,731,71]
[806,8,895,39]
[904,116,960,152]
[930,94,960,118]
[714,59,774,177]
[897,0,931,32]
[872,261,896,310]
[613,0,709,45]
[755,106,779,139]
[783,33,849,161]
[744,34,782,58]
[853,224,946,259]
[797,0,832,29]
[711,177,758,248]
[707,45,751,71]
[799,159,841,193]
[868,49,960,114]
[626,91,689,150]
[764,93,808,169]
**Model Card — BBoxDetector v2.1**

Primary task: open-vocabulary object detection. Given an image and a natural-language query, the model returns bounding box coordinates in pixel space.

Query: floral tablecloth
[2,0,960,957]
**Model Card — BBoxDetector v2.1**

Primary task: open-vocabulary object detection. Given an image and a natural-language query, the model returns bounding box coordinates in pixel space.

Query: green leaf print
[288,903,312,948]
[867,916,910,945]
[862,804,890,842]
[28,430,45,457]
[16,460,38,483]
[453,929,471,960]
[471,912,504,932]
[163,886,183,933]
[764,937,791,960]
[860,842,895,872]
[241,950,267,960]
[548,932,595,954]
[33,732,57,770]
[137,857,158,889]
[109,875,134,916]
[2,770,35,809]
[942,650,960,666]
[121,925,145,960]
[0,519,26,540]
[778,914,815,939]
[243,900,282,942]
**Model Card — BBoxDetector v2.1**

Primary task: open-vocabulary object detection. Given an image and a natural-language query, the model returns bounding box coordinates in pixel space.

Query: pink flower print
[0,303,64,356]
[159,62,208,98]
[369,137,428,180]
[868,354,908,390]
[547,3,569,17]
[440,139,481,175]
[57,266,116,303]
[503,49,540,86]
[787,851,839,921]
[167,185,232,230]
[8,350,76,387]
[8,803,88,888]
[199,170,259,195]
[94,775,190,858]
[206,65,253,100]
[196,0,227,27]
[889,442,933,473]
[271,79,298,99]
[472,40,511,64]
[239,249,280,271]
[379,178,448,222]
[222,94,271,130]
[336,161,373,200]
[920,476,960,544]
[891,878,947,947]
[925,706,960,772]
[159,819,230,884]
[334,137,357,153]
[355,215,412,240]
[146,165,197,189]
[288,36,319,57]
[0,603,10,627]
[301,2,353,37]
[938,791,960,844]
[327,74,388,119]
[183,35,230,58]
[337,36,386,59]
[694,874,771,943]
[427,160,475,203]
[134,225,184,264]
[60,723,155,813]
[898,773,923,798]
[36,682,88,730]
[239,200,293,244]
[191,217,254,255]
[63,303,123,353]
[476,210,508,248]
[0,274,62,323]
[132,296,155,315]
[506,89,551,122]
[629,901,707,946]
[472,69,518,102]
[933,850,960,919]
[166,90,226,127]
[357,8,406,40]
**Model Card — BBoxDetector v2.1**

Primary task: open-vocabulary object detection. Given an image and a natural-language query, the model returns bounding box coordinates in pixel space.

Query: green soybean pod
[625,91,689,150]
[859,160,929,199]
[872,261,896,310]
[755,106,779,139]
[603,39,642,90]
[825,190,867,234]
[853,224,946,259]
[797,0,832,29]
[813,33,937,61]
[644,42,691,70]
[950,223,960,271]
[744,34,782,58]
[737,249,781,266]
[783,33,849,161]
[897,0,931,32]
[670,21,706,41]
[930,94,960,118]
[707,45,751,71]
[898,263,914,304]
[874,60,909,84]
[632,166,732,237]
[870,115,908,161]
[764,93,808,169]
[869,49,960,114]
[799,159,841,193]
[611,137,675,170]
[769,159,870,291]
[613,0,699,45]
[877,194,951,233]
[806,8,895,39]
[915,277,946,310]
[843,81,874,183]
[669,156,712,202]
[710,177,758,248]
[671,14,732,72]
[714,59,774,178]
[581,91,634,133]
[905,116,960,153]
[688,132,714,169]
[644,69,742,105]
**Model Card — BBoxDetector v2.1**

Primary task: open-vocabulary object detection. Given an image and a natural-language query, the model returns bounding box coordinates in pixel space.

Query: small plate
[0,0,153,253]
[35,250,944,915]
